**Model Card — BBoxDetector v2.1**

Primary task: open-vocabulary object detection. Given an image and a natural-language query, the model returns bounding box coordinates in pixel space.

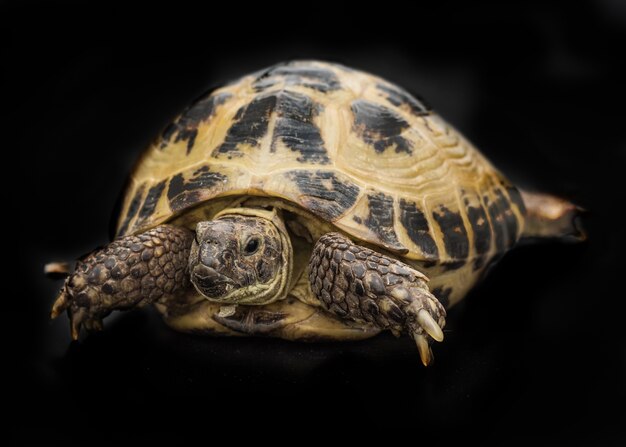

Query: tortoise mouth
[191,265,237,299]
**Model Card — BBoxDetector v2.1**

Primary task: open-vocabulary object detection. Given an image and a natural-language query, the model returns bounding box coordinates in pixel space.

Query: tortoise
[50,60,583,365]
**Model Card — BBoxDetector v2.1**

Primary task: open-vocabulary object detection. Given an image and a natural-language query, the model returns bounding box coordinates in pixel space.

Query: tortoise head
[189,208,293,305]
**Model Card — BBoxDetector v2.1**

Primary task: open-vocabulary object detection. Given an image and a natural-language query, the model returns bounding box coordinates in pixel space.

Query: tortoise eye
[244,238,260,255]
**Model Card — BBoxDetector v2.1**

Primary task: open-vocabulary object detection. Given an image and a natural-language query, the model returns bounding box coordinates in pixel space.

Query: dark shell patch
[486,188,520,252]
[432,205,469,261]
[351,100,413,154]
[286,170,360,221]
[271,91,329,164]
[506,185,527,215]
[466,202,492,270]
[376,83,430,116]
[215,94,276,156]
[364,192,407,253]
[117,184,145,237]
[167,166,227,212]
[496,188,520,247]
[398,199,439,260]
[161,92,231,154]
[253,62,341,93]
[467,205,492,256]
[137,180,166,223]
[215,91,329,164]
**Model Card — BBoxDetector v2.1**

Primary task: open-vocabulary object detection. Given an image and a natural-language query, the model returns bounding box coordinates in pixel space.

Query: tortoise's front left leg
[51,225,193,340]
[309,233,446,366]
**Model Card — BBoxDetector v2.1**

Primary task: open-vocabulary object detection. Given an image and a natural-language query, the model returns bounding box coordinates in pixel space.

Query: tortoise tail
[519,190,586,242]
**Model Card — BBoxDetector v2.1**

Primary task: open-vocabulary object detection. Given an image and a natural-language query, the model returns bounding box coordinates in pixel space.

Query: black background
[5,2,625,445]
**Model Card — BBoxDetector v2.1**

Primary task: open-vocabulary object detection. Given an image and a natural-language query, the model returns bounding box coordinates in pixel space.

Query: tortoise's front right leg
[51,225,193,340]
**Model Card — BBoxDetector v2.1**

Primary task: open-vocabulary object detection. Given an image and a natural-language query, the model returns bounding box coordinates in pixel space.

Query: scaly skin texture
[51,225,193,339]
[52,222,446,363]
[309,232,446,365]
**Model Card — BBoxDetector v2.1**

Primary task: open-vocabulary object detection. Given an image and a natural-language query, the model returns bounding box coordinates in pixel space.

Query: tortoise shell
[115,61,525,268]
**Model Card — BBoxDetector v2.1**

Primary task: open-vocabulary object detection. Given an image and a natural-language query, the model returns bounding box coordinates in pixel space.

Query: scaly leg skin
[51,225,193,340]
[309,233,446,366]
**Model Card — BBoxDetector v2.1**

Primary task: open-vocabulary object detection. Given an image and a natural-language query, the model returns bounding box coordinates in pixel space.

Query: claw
[69,307,87,341]
[50,287,70,319]
[417,309,444,342]
[414,333,431,366]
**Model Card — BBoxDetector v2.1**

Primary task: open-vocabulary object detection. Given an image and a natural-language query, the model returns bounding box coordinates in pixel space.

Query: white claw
[414,334,431,366]
[417,309,444,342]
[50,288,70,319]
